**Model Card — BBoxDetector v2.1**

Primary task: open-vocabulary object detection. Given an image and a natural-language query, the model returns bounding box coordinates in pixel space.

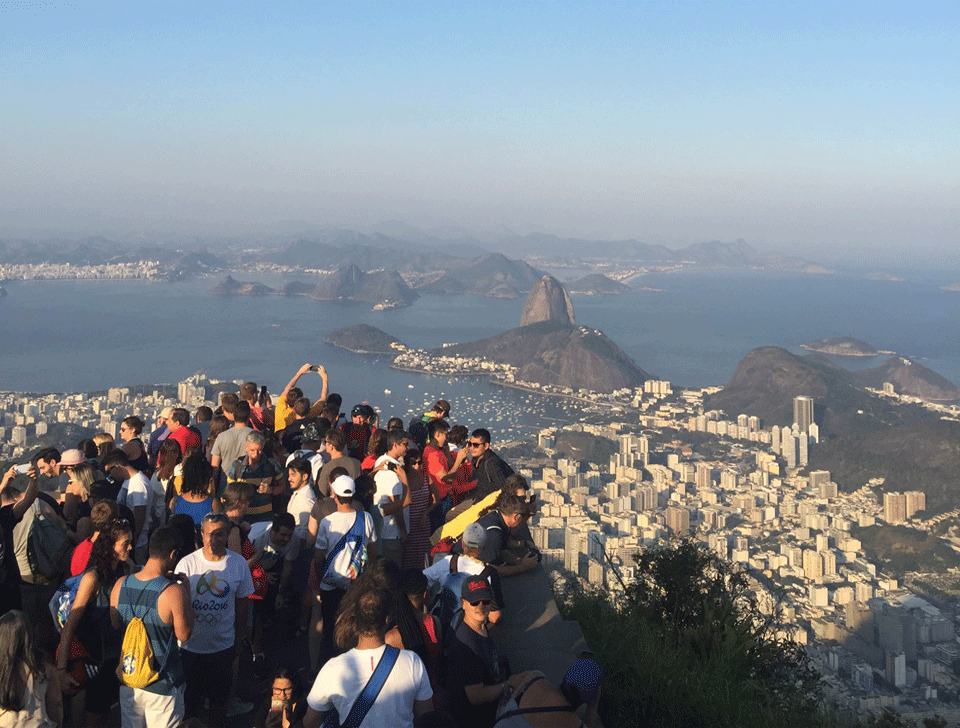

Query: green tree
[560,538,822,728]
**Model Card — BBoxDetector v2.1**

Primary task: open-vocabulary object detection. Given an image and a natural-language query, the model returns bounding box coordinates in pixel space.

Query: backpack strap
[341,645,400,728]
[449,553,459,574]
[321,511,365,581]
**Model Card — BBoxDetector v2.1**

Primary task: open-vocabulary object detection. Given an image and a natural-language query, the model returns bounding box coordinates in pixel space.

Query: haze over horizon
[2,1,957,267]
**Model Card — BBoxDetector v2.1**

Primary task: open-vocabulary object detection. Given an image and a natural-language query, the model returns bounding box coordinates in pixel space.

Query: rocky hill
[419,253,544,298]
[706,347,864,435]
[301,265,418,308]
[566,273,630,295]
[801,337,878,357]
[436,321,649,392]
[854,356,960,402]
[210,275,275,296]
[520,276,575,326]
[325,324,402,354]
[706,346,960,510]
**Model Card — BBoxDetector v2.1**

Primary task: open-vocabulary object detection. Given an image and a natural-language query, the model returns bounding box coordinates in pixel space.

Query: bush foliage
[558,538,823,728]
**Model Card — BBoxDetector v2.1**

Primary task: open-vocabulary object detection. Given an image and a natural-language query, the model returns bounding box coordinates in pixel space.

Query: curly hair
[88,519,132,587]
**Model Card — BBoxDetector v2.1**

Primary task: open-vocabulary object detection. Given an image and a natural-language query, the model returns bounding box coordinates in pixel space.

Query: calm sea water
[1,269,957,432]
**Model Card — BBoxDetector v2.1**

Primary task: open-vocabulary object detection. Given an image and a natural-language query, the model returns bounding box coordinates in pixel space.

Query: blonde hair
[69,462,96,497]
[93,432,115,459]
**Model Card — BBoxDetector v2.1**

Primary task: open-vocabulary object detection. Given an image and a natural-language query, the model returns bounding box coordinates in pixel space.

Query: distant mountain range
[706,347,960,511]
[0,228,833,285]
[417,253,544,298]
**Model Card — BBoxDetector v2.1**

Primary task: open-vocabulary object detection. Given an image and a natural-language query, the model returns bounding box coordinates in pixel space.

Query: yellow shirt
[274,397,325,431]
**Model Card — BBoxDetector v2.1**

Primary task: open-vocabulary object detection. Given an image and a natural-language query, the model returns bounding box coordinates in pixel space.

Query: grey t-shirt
[211,426,253,477]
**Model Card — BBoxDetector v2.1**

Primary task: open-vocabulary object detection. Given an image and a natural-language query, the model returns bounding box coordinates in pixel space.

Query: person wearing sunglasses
[467,429,514,503]
[444,576,508,728]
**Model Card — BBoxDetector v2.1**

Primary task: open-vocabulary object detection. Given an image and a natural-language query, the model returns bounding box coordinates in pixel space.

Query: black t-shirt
[278,419,310,455]
[476,510,510,566]
[122,438,150,474]
[0,504,21,586]
[446,620,502,728]
[473,450,514,501]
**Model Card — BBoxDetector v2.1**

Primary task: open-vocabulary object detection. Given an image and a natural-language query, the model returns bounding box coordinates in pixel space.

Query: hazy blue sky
[1,1,957,262]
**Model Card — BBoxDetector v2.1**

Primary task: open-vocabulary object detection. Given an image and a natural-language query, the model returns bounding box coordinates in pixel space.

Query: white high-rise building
[793,395,814,434]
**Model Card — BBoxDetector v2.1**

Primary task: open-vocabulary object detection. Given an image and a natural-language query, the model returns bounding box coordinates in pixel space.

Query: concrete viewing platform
[491,563,593,686]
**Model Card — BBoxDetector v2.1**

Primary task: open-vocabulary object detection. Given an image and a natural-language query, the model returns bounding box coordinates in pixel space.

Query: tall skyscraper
[884,492,907,523]
[666,505,690,535]
[793,395,814,434]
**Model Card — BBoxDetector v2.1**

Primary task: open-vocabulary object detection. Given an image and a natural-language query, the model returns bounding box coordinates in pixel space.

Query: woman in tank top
[170,452,221,541]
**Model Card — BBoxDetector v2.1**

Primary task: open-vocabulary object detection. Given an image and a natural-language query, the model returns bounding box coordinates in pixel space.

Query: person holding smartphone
[254,666,306,728]
[0,462,40,615]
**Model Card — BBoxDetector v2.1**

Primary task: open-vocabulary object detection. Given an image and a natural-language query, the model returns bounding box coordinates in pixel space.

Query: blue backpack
[49,573,85,631]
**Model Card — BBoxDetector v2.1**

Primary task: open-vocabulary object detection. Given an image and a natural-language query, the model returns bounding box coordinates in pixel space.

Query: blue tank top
[116,575,183,693]
[173,496,214,540]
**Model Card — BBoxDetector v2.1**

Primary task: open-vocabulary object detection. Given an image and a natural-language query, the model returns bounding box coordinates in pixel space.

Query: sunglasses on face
[468,442,484,448]
[470,599,492,607]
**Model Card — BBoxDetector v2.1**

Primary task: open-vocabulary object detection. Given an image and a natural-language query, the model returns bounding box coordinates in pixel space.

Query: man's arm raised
[11,465,40,520]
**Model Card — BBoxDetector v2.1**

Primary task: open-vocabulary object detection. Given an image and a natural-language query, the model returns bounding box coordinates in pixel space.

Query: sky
[1,1,957,264]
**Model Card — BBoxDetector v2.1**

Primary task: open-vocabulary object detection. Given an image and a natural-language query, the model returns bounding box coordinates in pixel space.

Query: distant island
[566,273,630,296]
[942,282,960,292]
[324,324,402,355]
[800,337,878,357]
[210,275,274,296]
[864,271,905,282]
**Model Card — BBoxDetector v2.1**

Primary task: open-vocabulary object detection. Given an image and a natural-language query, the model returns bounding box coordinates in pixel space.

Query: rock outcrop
[325,324,402,354]
[435,321,649,392]
[566,273,630,296]
[520,276,576,326]
[209,275,275,296]
[801,337,878,357]
[855,357,959,402]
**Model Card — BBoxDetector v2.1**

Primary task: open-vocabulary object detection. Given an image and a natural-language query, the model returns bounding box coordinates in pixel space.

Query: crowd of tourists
[0,362,602,728]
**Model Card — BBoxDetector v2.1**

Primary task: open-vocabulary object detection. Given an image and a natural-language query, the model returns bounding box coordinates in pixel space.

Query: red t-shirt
[424,445,453,499]
[167,426,202,458]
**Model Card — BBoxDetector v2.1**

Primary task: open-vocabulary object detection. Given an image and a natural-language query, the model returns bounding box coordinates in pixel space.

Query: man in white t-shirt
[423,523,489,589]
[285,458,318,552]
[372,431,408,566]
[103,450,154,564]
[303,588,432,728]
[310,475,377,670]
[286,457,318,639]
[176,512,254,725]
